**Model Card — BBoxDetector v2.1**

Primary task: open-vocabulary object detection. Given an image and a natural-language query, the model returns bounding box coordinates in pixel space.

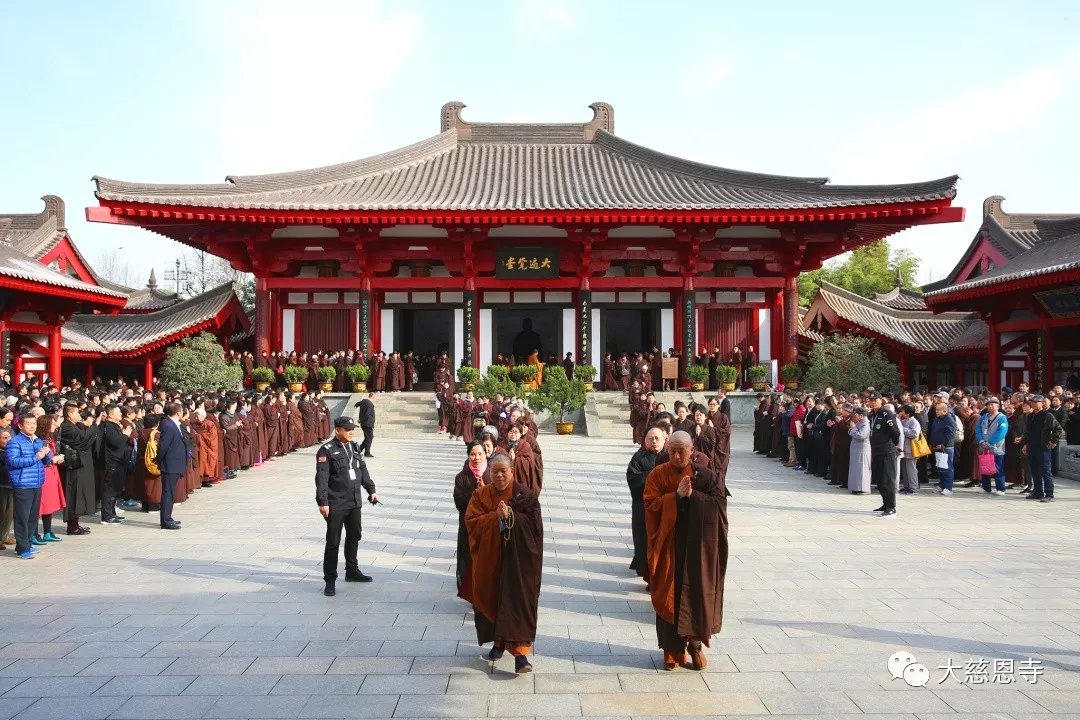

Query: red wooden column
[987,320,1000,393]
[144,356,154,391]
[782,275,798,366]
[898,355,909,389]
[954,362,965,391]
[1042,329,1055,391]
[771,289,783,365]
[48,325,62,384]
[84,363,94,385]
[254,277,270,355]
[13,351,24,383]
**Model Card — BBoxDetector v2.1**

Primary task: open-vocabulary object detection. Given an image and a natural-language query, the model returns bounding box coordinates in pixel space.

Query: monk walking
[462,453,543,673]
[644,431,729,671]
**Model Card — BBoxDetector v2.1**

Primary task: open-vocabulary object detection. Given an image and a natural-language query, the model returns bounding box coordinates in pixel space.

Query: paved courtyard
[2,428,1080,719]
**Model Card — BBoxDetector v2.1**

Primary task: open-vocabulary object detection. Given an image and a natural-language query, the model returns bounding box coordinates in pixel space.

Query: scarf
[469,458,487,481]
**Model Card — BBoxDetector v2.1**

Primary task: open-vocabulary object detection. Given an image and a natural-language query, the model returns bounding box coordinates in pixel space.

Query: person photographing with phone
[315,417,379,596]
[5,414,61,559]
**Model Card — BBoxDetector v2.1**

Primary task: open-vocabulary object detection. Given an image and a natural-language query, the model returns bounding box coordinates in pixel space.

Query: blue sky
[2,0,1077,286]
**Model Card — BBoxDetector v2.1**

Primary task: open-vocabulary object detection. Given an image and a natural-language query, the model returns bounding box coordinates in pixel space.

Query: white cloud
[832,49,1080,182]
[206,0,422,174]
[677,51,732,97]
[517,0,576,30]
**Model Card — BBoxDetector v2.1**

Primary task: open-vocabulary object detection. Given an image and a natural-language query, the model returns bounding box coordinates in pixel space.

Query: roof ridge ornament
[983,195,1007,224]
[584,102,614,140]
[440,101,470,138]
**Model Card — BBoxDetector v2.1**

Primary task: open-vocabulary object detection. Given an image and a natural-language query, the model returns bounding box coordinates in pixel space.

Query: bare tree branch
[93,248,138,288]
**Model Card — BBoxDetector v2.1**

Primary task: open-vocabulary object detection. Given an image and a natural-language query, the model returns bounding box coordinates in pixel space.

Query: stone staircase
[588,390,707,439]
[329,391,440,437]
[1060,443,1080,482]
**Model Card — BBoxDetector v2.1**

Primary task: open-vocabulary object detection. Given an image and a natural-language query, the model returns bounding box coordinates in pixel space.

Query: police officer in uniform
[315,417,379,596]
[867,391,901,517]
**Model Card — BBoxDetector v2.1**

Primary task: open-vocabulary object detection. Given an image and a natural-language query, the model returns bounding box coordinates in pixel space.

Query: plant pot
[691,382,705,391]
[287,382,304,393]
[723,382,736,392]
[319,382,333,392]
[783,380,800,390]
[254,382,270,392]
[555,421,575,435]
[583,381,594,392]
[462,383,475,392]
[352,382,367,393]
[753,382,768,391]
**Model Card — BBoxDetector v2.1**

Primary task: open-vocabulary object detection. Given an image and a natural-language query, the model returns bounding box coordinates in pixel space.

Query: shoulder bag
[57,423,84,471]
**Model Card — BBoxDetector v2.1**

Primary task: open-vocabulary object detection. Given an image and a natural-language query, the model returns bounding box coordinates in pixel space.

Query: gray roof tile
[94,103,958,213]
[0,242,127,300]
[62,283,239,354]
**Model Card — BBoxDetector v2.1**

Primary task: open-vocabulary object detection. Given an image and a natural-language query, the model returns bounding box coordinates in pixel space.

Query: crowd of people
[595,344,760,392]
[749,383,1077,516]
[0,372,334,559]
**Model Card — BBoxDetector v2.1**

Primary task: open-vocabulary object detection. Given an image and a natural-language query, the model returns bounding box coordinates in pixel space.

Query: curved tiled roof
[811,282,978,352]
[872,286,927,310]
[926,218,1080,299]
[62,283,240,354]
[94,103,958,213]
[0,243,127,300]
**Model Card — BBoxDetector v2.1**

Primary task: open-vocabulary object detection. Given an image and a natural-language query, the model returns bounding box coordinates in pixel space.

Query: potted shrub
[478,366,519,400]
[251,367,274,392]
[527,366,586,435]
[780,363,803,389]
[511,364,539,391]
[686,364,709,391]
[716,364,738,391]
[315,365,336,392]
[457,365,480,392]
[283,365,308,392]
[574,364,597,392]
[345,363,369,392]
[486,365,511,381]
[749,363,769,391]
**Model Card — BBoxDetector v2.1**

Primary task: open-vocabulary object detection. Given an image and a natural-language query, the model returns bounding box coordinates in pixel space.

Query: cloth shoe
[487,647,505,661]
[688,643,708,671]
[514,655,533,673]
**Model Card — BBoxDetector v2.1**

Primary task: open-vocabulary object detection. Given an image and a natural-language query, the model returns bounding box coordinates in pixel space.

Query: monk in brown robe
[644,431,729,671]
[498,424,542,497]
[374,353,388,392]
[462,452,543,673]
[405,352,416,391]
[137,416,162,511]
[238,404,254,469]
[315,394,332,441]
[204,405,226,482]
[192,411,220,487]
[263,398,281,460]
[389,352,405,392]
[454,441,490,597]
[287,397,304,451]
[298,395,317,447]
[219,400,242,472]
[602,353,617,391]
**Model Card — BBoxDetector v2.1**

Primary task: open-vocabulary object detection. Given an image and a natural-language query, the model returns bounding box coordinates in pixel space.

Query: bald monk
[463,453,543,673]
[644,430,729,671]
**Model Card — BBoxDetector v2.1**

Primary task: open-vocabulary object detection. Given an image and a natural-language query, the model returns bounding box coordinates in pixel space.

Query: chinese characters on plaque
[495,247,560,279]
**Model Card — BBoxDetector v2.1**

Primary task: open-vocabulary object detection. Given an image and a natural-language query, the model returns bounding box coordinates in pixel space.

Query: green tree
[158,332,243,391]
[803,334,900,393]
[527,366,586,422]
[797,241,920,306]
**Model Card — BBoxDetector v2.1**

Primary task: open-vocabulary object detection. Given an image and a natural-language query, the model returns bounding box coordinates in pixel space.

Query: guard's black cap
[868,391,883,399]
[334,417,357,430]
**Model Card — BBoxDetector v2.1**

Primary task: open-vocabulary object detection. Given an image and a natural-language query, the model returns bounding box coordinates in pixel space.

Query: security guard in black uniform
[315,417,379,596]
[867,391,901,517]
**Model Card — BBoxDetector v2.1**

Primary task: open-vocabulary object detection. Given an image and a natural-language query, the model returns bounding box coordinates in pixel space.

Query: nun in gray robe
[848,408,872,494]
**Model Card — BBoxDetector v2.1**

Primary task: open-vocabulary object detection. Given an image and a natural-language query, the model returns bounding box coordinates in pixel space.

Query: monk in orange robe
[463,453,543,673]
[644,430,729,671]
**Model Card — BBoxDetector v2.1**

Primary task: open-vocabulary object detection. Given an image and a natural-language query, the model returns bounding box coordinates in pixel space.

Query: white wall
[379,309,394,354]
[453,308,464,369]
[479,309,493,370]
[660,308,674,352]
[758,308,771,363]
[281,309,296,353]
[561,308,575,359]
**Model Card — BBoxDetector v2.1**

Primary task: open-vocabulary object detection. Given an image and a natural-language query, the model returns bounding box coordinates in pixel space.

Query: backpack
[953,413,965,442]
[144,428,160,477]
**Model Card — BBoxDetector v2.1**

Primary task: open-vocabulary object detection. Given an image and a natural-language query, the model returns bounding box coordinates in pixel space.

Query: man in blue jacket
[5,414,56,559]
[154,403,189,530]
[976,397,1009,495]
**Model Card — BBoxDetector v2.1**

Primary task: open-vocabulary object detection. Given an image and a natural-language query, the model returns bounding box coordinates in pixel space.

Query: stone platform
[2,429,1079,719]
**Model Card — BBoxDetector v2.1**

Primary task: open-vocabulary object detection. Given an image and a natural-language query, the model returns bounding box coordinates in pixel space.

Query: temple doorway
[494,308,560,364]
[397,309,452,383]
[603,308,658,357]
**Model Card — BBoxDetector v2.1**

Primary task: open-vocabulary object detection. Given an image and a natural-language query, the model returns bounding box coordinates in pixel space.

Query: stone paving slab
[0,429,1078,718]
